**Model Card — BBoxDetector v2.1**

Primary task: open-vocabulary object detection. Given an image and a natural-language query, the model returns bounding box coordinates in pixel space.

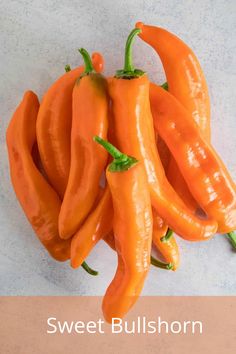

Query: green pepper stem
[94,136,123,159]
[161,82,168,91]
[161,228,173,243]
[124,28,140,72]
[151,256,173,270]
[116,28,145,79]
[79,48,94,75]
[227,232,236,249]
[65,64,71,72]
[81,261,98,276]
[94,136,138,172]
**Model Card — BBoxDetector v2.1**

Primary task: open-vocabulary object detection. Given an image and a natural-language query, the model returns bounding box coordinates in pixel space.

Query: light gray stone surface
[0,0,235,295]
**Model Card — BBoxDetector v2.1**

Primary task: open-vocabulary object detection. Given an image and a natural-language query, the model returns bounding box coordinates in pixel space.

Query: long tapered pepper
[107,83,175,260]
[108,28,217,241]
[59,49,108,239]
[150,84,236,233]
[36,52,103,199]
[95,136,152,322]
[137,22,236,246]
[108,89,175,257]
[6,91,71,261]
[136,22,211,138]
[136,22,210,211]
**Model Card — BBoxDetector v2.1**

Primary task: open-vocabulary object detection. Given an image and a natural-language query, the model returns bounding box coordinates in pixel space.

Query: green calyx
[81,261,98,276]
[65,64,71,72]
[161,228,173,243]
[94,136,138,172]
[226,231,236,249]
[115,28,145,79]
[79,48,95,78]
[151,256,173,270]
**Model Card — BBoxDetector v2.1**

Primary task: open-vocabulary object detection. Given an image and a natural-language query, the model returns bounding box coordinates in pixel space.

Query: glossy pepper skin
[152,210,179,271]
[156,135,170,173]
[136,22,211,211]
[36,53,104,199]
[136,22,210,138]
[150,84,236,233]
[59,49,109,239]
[95,137,152,323]
[71,186,113,268]
[108,30,217,241]
[106,92,172,260]
[6,91,70,261]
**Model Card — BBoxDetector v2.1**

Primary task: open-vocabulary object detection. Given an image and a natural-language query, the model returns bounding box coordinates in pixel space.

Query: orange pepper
[109,29,217,241]
[59,49,109,239]
[150,84,236,233]
[136,22,211,211]
[6,91,70,261]
[106,78,176,261]
[95,136,152,322]
[36,53,103,199]
[136,22,210,138]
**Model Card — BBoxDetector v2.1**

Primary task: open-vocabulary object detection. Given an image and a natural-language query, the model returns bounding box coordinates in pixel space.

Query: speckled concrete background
[0,0,235,295]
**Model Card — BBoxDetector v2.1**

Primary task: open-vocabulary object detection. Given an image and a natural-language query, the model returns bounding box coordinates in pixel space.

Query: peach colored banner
[0,296,235,354]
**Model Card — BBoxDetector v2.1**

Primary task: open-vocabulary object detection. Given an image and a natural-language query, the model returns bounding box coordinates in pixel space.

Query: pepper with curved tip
[136,22,210,138]
[150,84,236,233]
[71,185,113,269]
[36,52,104,199]
[136,22,210,211]
[95,136,152,323]
[59,49,109,239]
[152,210,180,271]
[6,91,71,261]
[140,24,236,247]
[109,28,217,241]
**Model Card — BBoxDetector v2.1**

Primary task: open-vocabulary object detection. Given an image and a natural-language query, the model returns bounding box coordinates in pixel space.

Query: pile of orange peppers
[6,23,236,322]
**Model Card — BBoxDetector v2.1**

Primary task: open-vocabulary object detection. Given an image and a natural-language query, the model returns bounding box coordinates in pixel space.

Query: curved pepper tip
[135,21,145,37]
[92,52,104,73]
[135,22,144,32]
